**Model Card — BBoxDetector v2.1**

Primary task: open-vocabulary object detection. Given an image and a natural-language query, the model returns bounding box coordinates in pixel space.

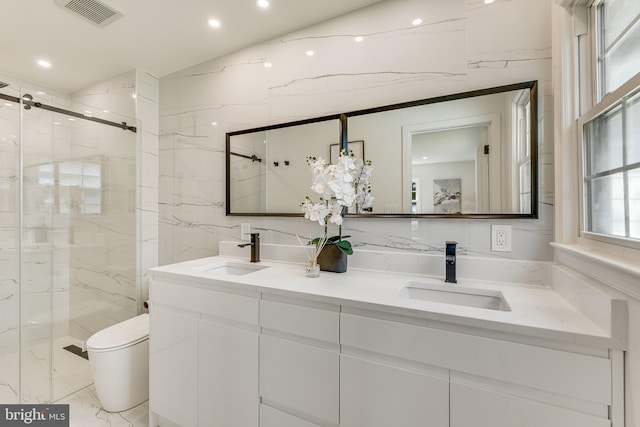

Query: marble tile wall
[0,69,154,403]
[70,71,140,338]
[160,0,554,268]
[0,85,20,403]
[134,70,160,311]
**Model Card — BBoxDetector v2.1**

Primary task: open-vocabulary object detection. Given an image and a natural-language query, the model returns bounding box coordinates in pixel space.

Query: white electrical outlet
[241,223,251,241]
[491,225,512,252]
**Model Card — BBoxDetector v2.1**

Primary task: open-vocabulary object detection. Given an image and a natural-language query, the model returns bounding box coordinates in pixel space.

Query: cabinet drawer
[260,334,339,424]
[450,382,610,427]
[151,279,258,326]
[341,355,449,427]
[260,404,320,427]
[261,298,339,344]
[341,313,611,405]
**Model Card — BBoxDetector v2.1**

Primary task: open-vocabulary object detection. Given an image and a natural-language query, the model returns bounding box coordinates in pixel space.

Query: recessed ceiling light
[257,0,269,8]
[264,61,273,68]
[484,0,495,3]
[412,18,422,26]
[37,59,51,68]
[208,18,221,28]
[422,156,429,160]
[306,50,315,56]
[211,122,218,126]
[354,36,364,42]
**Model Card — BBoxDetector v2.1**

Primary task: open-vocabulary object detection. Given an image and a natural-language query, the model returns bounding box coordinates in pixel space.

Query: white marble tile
[159,0,555,267]
[220,241,551,287]
[55,385,149,427]
[0,336,93,403]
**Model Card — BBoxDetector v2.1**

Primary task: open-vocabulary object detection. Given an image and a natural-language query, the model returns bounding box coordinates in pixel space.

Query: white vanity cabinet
[149,279,260,427]
[341,309,615,427]
[259,297,340,426]
[149,303,199,427]
[449,381,610,427]
[148,257,623,427]
[340,354,449,427]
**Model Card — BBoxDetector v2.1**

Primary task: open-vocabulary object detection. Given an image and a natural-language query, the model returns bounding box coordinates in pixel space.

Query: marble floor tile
[55,384,149,427]
[0,335,93,403]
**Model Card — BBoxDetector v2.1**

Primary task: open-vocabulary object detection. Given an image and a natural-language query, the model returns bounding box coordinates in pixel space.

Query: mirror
[346,81,537,217]
[226,115,343,215]
[226,81,537,218]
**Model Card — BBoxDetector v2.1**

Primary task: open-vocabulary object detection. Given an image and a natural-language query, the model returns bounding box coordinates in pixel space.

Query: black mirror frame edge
[226,80,538,220]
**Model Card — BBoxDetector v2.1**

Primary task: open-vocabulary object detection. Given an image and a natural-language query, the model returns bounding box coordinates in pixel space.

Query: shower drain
[63,344,89,360]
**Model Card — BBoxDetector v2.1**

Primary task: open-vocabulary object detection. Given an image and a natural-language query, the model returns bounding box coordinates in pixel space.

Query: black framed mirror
[226,114,343,216]
[226,81,537,218]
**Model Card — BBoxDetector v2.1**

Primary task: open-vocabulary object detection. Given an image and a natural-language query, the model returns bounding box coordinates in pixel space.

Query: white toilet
[87,313,149,412]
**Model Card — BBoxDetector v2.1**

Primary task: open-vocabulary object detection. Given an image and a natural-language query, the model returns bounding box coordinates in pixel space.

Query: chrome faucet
[238,233,260,262]
[445,241,457,283]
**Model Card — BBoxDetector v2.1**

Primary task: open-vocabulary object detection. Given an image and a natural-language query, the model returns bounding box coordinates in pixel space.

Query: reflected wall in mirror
[226,81,537,218]
[226,115,342,215]
[346,81,537,217]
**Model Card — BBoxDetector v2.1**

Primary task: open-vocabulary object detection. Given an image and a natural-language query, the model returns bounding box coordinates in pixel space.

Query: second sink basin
[194,261,269,276]
[399,281,510,311]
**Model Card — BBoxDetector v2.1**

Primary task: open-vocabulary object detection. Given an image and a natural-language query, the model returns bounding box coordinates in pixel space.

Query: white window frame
[512,90,532,214]
[577,0,640,250]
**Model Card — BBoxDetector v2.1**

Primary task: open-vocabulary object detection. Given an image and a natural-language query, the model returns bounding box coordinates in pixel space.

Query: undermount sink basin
[399,281,510,311]
[193,261,269,276]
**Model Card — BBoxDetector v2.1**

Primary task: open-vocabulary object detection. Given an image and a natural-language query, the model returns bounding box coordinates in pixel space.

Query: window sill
[551,242,640,300]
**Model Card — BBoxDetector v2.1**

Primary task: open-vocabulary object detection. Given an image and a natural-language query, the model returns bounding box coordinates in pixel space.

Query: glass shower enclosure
[0,86,140,403]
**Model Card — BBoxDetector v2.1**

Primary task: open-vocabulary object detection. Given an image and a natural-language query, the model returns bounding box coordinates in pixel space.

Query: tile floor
[55,385,148,427]
[0,335,148,426]
[0,336,93,403]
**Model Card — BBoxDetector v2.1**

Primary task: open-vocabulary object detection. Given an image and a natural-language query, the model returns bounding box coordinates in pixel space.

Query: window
[597,0,640,98]
[28,160,103,215]
[513,91,531,214]
[580,0,640,244]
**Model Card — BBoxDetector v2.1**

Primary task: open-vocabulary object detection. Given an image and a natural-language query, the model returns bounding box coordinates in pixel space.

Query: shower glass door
[11,88,139,403]
[0,87,20,404]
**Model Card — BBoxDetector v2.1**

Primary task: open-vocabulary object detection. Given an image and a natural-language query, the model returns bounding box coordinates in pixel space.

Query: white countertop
[149,255,626,351]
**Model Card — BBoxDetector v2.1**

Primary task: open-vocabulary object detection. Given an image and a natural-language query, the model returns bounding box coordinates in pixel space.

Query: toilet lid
[87,313,149,351]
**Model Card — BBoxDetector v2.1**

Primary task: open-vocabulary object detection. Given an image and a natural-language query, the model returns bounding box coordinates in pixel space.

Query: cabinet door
[198,319,258,427]
[260,404,321,427]
[260,334,339,424]
[149,305,198,427]
[450,382,610,427]
[340,355,449,427]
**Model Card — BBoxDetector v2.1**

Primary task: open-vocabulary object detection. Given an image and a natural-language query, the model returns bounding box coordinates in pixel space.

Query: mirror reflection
[227,116,342,215]
[226,81,537,218]
[347,82,536,216]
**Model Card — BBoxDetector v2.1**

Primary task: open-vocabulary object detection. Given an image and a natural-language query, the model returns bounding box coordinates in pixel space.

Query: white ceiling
[0,0,383,93]
[412,127,484,165]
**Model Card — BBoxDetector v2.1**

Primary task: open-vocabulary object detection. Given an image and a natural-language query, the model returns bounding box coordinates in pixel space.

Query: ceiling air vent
[55,0,123,27]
